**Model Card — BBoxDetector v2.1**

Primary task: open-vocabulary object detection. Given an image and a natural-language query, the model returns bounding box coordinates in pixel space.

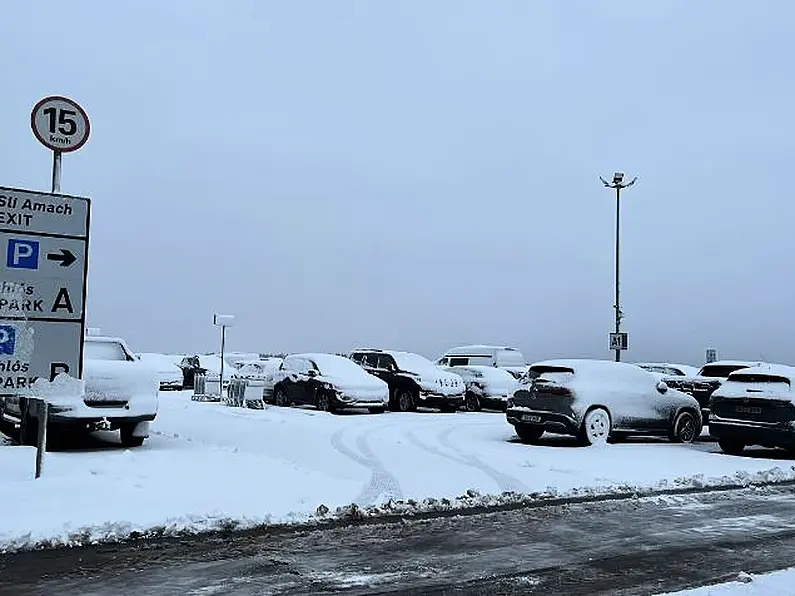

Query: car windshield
[84,340,129,361]
[312,354,368,377]
[700,364,749,378]
[390,352,439,375]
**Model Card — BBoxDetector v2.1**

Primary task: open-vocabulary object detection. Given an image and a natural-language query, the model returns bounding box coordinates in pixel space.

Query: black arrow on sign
[47,249,76,267]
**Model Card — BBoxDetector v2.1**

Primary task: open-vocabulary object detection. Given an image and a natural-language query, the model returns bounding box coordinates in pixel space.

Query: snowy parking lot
[2,391,795,552]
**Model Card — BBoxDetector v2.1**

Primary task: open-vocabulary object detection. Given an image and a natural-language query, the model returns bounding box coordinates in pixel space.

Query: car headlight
[506,397,515,408]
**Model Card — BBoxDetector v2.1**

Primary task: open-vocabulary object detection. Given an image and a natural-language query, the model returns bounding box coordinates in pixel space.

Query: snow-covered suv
[1,335,159,447]
[350,349,465,412]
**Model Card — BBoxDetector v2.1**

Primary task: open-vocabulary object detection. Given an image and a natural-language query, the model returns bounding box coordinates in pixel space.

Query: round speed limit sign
[30,96,90,153]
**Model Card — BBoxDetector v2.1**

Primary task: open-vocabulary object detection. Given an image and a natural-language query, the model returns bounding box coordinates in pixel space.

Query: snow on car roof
[292,353,369,377]
[443,345,520,354]
[530,359,648,374]
[384,351,441,374]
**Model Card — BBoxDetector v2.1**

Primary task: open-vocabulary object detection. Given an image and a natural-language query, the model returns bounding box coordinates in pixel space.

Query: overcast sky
[2,1,793,365]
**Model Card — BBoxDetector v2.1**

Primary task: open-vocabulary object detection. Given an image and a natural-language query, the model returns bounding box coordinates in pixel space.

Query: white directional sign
[30,96,91,153]
[0,186,90,389]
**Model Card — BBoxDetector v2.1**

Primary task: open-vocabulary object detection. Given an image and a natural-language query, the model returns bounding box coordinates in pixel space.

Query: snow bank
[660,567,795,595]
[0,446,35,481]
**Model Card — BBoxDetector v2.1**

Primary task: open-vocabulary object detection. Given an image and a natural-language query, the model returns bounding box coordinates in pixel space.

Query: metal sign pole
[51,150,62,193]
[220,324,226,395]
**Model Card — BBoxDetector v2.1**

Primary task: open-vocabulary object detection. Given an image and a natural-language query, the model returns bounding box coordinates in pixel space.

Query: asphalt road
[4,485,795,596]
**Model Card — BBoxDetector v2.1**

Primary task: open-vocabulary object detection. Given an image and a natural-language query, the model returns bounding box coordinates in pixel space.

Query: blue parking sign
[6,239,40,270]
[0,325,16,355]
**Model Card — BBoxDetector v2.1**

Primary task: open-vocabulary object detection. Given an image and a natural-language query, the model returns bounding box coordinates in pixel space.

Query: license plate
[522,414,542,423]
[736,405,762,414]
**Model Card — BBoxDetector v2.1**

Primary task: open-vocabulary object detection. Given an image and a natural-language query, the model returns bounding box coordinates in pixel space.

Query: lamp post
[600,172,637,362]
[213,314,235,393]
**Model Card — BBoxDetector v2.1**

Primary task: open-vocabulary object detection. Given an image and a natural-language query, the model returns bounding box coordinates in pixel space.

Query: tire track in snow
[405,424,529,494]
[330,426,403,507]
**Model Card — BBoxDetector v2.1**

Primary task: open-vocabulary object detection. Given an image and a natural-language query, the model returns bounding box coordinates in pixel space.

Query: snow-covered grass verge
[2,391,795,553]
[660,567,795,595]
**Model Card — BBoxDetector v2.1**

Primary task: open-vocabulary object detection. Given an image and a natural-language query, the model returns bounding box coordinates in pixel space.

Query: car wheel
[120,425,145,448]
[396,389,416,412]
[671,410,699,443]
[274,387,290,407]
[718,439,745,455]
[580,407,611,446]
[516,425,544,444]
[316,391,335,413]
[368,407,385,414]
[465,392,482,412]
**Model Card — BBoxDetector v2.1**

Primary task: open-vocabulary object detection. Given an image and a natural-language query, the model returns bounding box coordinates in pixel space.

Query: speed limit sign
[30,96,90,153]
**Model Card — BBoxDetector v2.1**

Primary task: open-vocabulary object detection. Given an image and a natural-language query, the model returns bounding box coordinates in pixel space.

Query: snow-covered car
[709,365,795,455]
[232,358,283,402]
[137,352,184,391]
[272,353,389,413]
[1,335,159,447]
[506,359,702,446]
[438,365,518,411]
[663,360,766,421]
[436,345,527,379]
[349,349,465,412]
[635,362,701,380]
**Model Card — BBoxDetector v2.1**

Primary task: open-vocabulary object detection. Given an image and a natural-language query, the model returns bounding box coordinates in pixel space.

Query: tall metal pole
[51,150,62,193]
[614,185,621,362]
[600,173,636,362]
[220,325,226,395]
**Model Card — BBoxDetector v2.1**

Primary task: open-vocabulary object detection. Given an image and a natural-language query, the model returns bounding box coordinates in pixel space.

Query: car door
[376,354,399,385]
[627,372,673,433]
[279,357,307,403]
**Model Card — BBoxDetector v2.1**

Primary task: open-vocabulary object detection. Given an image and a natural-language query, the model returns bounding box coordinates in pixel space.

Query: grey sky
[2,1,793,365]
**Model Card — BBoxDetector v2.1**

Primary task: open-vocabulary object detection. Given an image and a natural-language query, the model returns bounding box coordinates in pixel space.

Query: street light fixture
[599,172,637,362]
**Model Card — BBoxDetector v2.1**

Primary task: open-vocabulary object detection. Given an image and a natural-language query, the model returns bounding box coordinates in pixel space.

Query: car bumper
[418,391,464,409]
[506,407,579,435]
[709,414,795,449]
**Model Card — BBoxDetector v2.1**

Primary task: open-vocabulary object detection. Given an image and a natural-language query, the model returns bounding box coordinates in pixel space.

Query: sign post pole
[51,150,62,193]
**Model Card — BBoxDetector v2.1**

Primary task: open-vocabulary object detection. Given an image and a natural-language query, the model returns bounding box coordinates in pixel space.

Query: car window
[363,353,379,369]
[700,364,749,378]
[282,357,306,373]
[377,354,396,371]
[448,356,471,366]
[350,353,364,364]
[527,365,575,385]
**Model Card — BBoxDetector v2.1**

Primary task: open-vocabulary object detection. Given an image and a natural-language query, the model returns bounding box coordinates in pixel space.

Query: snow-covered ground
[1,390,795,552]
[660,568,795,595]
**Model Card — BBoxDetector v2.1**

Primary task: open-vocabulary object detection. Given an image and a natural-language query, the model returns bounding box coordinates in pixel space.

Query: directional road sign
[0,186,90,390]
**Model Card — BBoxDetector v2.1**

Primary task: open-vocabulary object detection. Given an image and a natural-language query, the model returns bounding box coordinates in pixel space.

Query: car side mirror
[656,381,669,394]
[307,369,318,377]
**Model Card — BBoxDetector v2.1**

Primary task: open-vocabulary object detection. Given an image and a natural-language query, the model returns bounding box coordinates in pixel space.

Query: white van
[436,345,528,379]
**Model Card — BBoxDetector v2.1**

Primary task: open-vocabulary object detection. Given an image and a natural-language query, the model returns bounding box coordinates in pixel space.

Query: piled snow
[2,392,795,552]
[660,567,795,595]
